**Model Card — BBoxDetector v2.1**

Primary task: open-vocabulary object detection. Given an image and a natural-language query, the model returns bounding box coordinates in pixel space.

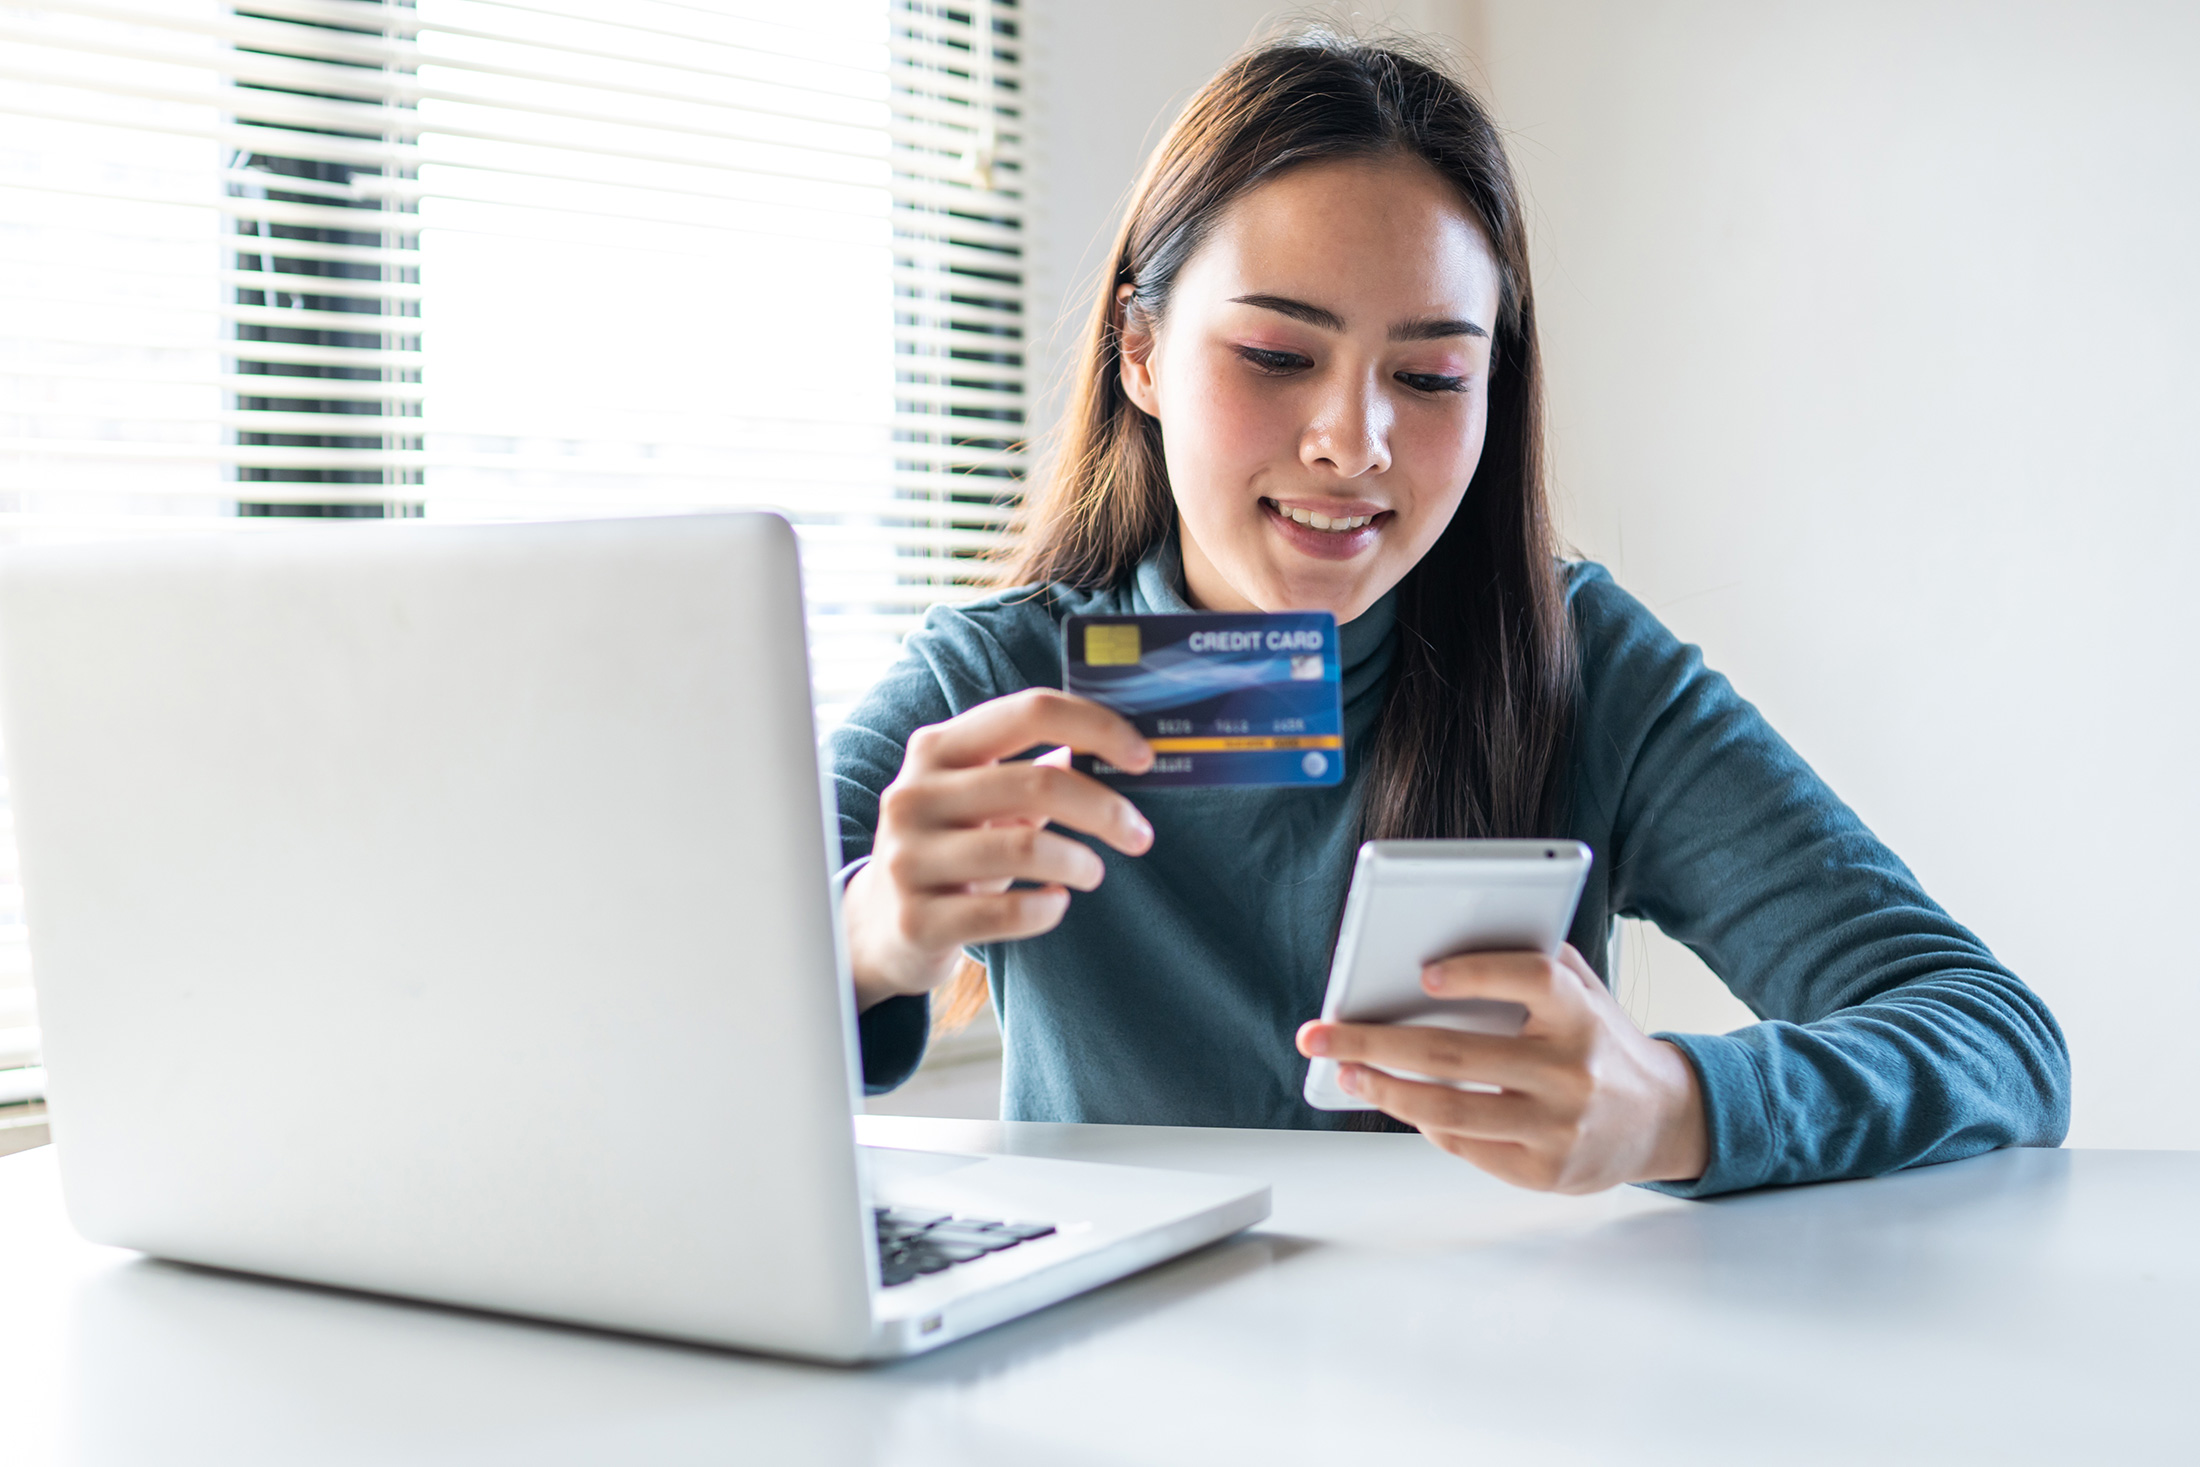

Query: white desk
[3,1119,2194,1465]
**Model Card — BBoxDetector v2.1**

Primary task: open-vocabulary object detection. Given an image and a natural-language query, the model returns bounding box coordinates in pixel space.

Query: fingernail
[1304,1027,1330,1057]
[1337,1065,1360,1095]
[1130,812,1153,844]
[1422,966,1442,992]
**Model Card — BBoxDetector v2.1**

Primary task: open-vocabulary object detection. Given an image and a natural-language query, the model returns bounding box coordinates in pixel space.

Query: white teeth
[1274,502,1374,531]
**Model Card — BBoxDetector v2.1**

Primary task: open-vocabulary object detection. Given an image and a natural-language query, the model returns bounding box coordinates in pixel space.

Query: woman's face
[1119,154,1502,623]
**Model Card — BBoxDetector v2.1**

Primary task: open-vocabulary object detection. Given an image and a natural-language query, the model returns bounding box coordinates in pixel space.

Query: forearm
[1643,971,2071,1198]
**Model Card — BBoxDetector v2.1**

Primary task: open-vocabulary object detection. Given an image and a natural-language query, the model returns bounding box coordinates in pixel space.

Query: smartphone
[1303,839,1593,1111]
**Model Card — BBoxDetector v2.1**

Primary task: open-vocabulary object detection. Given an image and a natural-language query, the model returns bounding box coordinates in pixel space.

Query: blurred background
[5,1,2194,1151]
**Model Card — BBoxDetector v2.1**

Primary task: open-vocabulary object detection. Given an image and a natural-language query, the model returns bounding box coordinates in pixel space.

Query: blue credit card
[1061,611,1344,788]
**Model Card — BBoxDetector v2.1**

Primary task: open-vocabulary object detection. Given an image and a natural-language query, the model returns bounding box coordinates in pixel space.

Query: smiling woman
[829,31,2070,1198]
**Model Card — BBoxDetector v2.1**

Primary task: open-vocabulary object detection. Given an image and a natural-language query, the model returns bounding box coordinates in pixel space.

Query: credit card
[1061,611,1343,788]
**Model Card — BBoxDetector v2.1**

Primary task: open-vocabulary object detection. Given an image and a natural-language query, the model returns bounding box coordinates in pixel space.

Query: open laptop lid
[0,513,879,1359]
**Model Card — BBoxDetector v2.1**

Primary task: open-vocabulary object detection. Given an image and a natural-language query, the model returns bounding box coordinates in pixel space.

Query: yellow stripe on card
[1146,734,1343,752]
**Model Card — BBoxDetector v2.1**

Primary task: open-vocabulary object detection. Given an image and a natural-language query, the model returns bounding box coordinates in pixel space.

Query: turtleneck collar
[1130,534,1400,707]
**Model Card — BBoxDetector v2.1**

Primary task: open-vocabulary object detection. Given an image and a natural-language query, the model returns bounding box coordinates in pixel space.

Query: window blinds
[0,0,1029,1107]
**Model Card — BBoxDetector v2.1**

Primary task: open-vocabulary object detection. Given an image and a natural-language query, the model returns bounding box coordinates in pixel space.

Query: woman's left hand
[1294,944,1710,1194]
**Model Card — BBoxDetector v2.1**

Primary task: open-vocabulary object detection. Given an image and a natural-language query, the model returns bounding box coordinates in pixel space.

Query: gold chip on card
[1083,623,1142,666]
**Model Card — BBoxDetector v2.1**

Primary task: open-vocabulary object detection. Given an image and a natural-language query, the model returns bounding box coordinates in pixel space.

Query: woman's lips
[1261,497,1388,560]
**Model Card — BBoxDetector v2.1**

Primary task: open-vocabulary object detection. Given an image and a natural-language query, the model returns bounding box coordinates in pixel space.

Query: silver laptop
[0,512,1267,1362]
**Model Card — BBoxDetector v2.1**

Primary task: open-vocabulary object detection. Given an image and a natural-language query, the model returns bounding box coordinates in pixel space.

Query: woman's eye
[1235,346,1310,375]
[1397,372,1469,395]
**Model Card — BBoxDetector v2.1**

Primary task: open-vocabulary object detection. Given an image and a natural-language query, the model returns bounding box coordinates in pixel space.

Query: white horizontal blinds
[1,0,228,523]
[226,1,423,517]
[0,2,421,517]
[882,0,1026,686]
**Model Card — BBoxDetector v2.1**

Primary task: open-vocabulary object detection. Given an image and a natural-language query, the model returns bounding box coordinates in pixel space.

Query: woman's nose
[1300,376,1392,479]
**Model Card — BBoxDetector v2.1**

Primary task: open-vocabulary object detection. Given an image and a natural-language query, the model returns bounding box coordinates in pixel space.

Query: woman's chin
[1239,560,1398,624]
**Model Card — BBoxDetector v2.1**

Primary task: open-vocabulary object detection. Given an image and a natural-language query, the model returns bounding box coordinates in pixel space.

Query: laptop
[0,512,1268,1362]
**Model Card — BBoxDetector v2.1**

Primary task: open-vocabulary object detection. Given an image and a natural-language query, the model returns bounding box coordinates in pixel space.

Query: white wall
[1484,2,2200,1148]
[1029,2,2200,1148]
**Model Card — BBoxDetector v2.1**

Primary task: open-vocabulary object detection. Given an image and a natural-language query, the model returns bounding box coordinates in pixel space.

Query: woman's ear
[1116,283,1161,419]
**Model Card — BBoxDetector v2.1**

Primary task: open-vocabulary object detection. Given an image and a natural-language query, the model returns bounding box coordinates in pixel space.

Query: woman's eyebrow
[1390,315,1488,342]
[1228,294,1486,341]
[1229,293,1345,331]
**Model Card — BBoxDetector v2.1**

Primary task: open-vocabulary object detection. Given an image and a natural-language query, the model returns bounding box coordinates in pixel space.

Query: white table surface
[3,1118,2195,1466]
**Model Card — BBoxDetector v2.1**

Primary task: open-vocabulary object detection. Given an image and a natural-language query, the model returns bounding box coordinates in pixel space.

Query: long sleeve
[1565,567,2071,1197]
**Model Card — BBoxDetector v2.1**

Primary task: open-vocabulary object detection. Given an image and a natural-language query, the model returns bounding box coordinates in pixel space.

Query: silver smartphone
[1303,839,1594,1111]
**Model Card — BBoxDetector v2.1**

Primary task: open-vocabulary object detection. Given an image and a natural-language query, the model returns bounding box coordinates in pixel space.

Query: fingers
[886,824,1108,893]
[854,692,1154,994]
[893,885,1073,953]
[1334,1063,1541,1144]
[1299,1020,1543,1092]
[1418,949,1586,1006]
[893,761,1154,857]
[907,689,1154,775]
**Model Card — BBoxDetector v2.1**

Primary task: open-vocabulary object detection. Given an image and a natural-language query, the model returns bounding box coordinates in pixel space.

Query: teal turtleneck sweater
[829,551,2070,1198]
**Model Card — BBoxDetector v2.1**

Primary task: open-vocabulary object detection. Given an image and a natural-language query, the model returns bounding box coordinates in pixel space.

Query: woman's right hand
[844,689,1157,1011]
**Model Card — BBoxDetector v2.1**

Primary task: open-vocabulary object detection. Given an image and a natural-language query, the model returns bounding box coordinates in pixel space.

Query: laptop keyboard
[874,1206,1056,1288]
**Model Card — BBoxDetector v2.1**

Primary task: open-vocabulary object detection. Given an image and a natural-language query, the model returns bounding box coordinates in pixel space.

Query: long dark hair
[936,32,1575,1031]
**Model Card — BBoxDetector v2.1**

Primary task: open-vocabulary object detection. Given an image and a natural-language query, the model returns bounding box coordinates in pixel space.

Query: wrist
[1641,1039,1710,1185]
[851,948,953,1012]
[843,862,957,1011]
[852,969,927,1012]
[851,950,954,1011]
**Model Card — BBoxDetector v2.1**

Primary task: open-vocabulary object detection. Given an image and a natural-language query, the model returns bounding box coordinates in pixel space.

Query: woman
[832,34,2069,1197]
